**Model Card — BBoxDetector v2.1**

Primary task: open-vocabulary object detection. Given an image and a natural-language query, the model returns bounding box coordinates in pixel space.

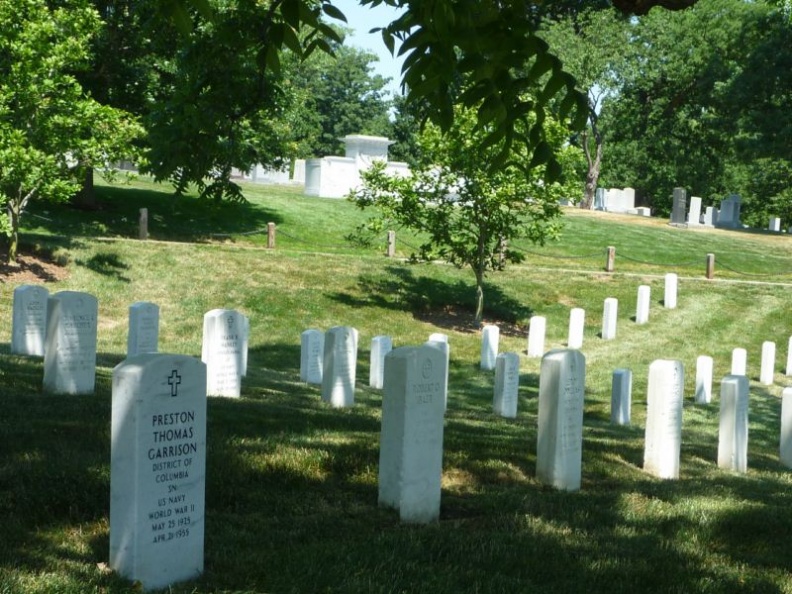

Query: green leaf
[321,3,347,23]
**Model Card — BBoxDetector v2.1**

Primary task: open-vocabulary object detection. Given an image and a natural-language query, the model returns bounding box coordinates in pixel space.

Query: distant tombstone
[787,336,792,376]
[610,368,632,425]
[594,188,605,210]
[664,273,678,309]
[11,284,49,356]
[378,343,446,523]
[127,301,159,358]
[760,341,776,385]
[602,298,618,340]
[536,349,586,491]
[493,352,520,418]
[703,206,718,227]
[717,375,749,473]
[567,308,585,349]
[480,325,500,370]
[688,196,702,225]
[670,187,687,225]
[527,316,546,358]
[731,348,747,376]
[43,291,98,394]
[201,309,246,397]
[716,194,742,229]
[427,334,449,410]
[781,388,792,468]
[321,326,358,408]
[428,332,448,344]
[644,360,684,479]
[300,329,324,384]
[110,354,207,591]
[635,285,651,325]
[769,217,781,232]
[370,335,393,389]
[694,355,713,404]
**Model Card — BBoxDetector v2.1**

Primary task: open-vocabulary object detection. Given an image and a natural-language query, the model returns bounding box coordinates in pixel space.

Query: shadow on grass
[75,252,131,283]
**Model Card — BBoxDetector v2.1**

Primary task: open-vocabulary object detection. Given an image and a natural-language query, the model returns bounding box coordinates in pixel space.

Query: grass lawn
[1,176,792,593]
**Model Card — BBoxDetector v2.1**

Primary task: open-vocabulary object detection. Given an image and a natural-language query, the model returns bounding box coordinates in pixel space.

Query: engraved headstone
[11,284,49,356]
[527,316,546,358]
[321,326,359,408]
[611,368,632,425]
[493,352,520,418]
[760,341,775,385]
[536,349,586,491]
[427,334,449,410]
[110,354,207,591]
[602,298,618,340]
[300,329,324,384]
[43,291,98,394]
[664,273,678,309]
[695,355,713,404]
[370,335,393,389]
[731,348,747,376]
[635,285,650,324]
[127,301,159,358]
[644,360,684,479]
[201,309,246,397]
[567,308,585,350]
[378,344,446,523]
[671,187,687,225]
[480,325,499,370]
[717,375,748,473]
[781,388,792,468]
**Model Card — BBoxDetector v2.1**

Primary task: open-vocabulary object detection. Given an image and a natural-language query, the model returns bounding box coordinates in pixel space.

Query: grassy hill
[1,178,792,593]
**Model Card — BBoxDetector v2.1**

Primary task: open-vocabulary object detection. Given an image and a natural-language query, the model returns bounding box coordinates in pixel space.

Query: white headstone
[370,335,393,389]
[378,344,446,523]
[201,309,246,397]
[110,354,207,591]
[567,308,585,350]
[428,332,448,344]
[536,349,586,491]
[717,375,749,473]
[43,291,98,394]
[11,284,49,356]
[602,298,618,340]
[643,360,684,479]
[527,316,546,358]
[427,335,449,410]
[664,273,678,309]
[694,355,713,404]
[635,285,650,325]
[760,341,775,385]
[493,352,520,418]
[321,326,358,408]
[127,301,160,358]
[703,206,717,226]
[731,348,747,376]
[300,329,324,384]
[787,336,792,376]
[688,196,702,225]
[781,388,792,468]
[610,368,632,425]
[480,325,500,370]
[769,217,781,232]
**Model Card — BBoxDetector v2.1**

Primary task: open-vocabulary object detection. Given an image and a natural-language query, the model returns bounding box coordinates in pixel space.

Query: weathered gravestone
[718,375,749,473]
[527,316,546,358]
[635,285,651,325]
[760,341,775,385]
[695,355,713,404]
[321,326,359,408]
[11,284,49,356]
[480,325,499,370]
[493,352,520,418]
[201,309,247,397]
[731,348,747,376]
[127,301,159,358]
[688,196,702,226]
[567,308,585,350]
[300,329,324,384]
[370,335,393,389]
[110,354,207,591]
[670,187,687,225]
[716,194,742,229]
[611,368,632,425]
[781,388,792,468]
[644,360,684,479]
[703,206,718,227]
[427,333,449,410]
[536,349,586,491]
[602,298,618,340]
[769,217,781,232]
[43,291,98,394]
[664,273,678,309]
[378,344,446,523]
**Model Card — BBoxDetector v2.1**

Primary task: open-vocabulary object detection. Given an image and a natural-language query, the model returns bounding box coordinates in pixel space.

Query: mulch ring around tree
[0,247,69,284]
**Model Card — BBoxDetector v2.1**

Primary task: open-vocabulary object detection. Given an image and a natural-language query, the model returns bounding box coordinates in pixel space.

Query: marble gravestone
[731,348,747,376]
[695,355,714,404]
[527,316,546,358]
[369,335,393,389]
[602,298,618,340]
[664,273,678,309]
[11,284,49,356]
[671,187,687,225]
[611,368,632,425]
[110,354,207,591]
[127,301,160,358]
[760,341,775,386]
[43,291,98,394]
[493,352,520,418]
[201,309,247,397]
[427,333,449,410]
[687,196,702,226]
[644,360,684,479]
[635,285,650,325]
[718,375,749,473]
[567,308,585,350]
[480,325,500,370]
[781,388,792,469]
[378,344,446,523]
[321,326,359,408]
[300,329,324,384]
[536,349,586,491]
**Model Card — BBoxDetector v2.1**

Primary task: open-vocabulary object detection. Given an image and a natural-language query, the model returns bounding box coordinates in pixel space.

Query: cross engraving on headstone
[168,369,182,397]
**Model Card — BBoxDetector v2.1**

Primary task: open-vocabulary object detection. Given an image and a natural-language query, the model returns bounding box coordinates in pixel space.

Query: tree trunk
[474,269,484,326]
[579,110,604,210]
[7,200,19,265]
[72,167,96,208]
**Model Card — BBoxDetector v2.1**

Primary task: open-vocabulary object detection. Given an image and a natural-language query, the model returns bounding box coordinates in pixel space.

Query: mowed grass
[1,177,792,593]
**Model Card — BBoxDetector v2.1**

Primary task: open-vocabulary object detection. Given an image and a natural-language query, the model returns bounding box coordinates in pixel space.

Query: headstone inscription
[643,360,684,479]
[43,291,98,394]
[602,298,618,340]
[567,308,585,350]
[300,329,324,384]
[427,333,449,410]
[480,325,500,370]
[11,284,49,356]
[731,348,747,376]
[760,341,775,385]
[527,316,546,358]
[127,301,160,358]
[635,285,651,324]
[717,375,748,473]
[536,349,586,491]
[493,352,520,418]
[201,309,246,397]
[370,335,393,389]
[110,354,207,591]
[611,368,632,425]
[664,273,678,309]
[781,388,792,469]
[694,355,713,404]
[378,344,446,523]
[321,326,359,408]
[671,187,687,225]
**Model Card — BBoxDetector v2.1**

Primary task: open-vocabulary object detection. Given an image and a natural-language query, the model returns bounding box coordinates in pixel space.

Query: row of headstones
[9,285,250,397]
[683,191,785,232]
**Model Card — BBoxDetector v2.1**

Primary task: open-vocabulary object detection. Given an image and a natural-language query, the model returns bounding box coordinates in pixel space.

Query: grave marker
[731,348,747,376]
[644,360,684,479]
[717,375,749,473]
[781,388,792,468]
[127,301,160,358]
[300,329,324,384]
[695,355,713,404]
[611,369,632,425]
[664,273,678,309]
[671,187,687,225]
[635,285,651,324]
[427,334,449,410]
[527,316,546,358]
[480,325,500,370]
[567,308,585,350]
[493,352,520,418]
[602,298,618,340]
[688,196,702,225]
[321,326,358,408]
[43,291,98,394]
[370,335,393,389]
[202,309,246,397]
[760,341,775,385]
[11,284,49,356]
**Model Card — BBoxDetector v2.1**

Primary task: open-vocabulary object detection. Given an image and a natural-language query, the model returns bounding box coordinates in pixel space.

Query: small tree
[349,105,578,324]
